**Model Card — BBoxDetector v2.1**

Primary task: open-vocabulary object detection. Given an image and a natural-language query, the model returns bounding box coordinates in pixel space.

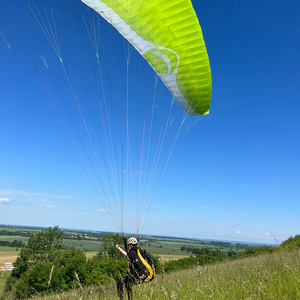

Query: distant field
[0,235,232,255]
[0,247,18,251]
[140,241,218,252]
[142,242,183,250]
[144,240,246,253]
[159,254,191,260]
[140,245,188,256]
[63,239,102,252]
[0,236,102,252]
[0,226,248,257]
[0,251,19,265]
[0,227,37,232]
[141,239,231,251]
[0,251,20,257]
[147,237,207,244]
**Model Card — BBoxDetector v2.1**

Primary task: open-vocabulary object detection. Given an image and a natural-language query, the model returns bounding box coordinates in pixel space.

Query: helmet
[127,237,138,245]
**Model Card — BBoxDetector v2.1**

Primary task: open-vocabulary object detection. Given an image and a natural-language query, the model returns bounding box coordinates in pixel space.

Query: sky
[0,0,299,244]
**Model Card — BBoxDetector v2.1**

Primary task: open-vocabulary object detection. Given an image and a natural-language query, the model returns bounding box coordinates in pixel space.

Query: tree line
[0,240,25,248]
[0,230,34,238]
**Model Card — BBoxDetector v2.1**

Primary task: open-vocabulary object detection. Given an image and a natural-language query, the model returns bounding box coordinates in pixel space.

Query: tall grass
[2,248,300,300]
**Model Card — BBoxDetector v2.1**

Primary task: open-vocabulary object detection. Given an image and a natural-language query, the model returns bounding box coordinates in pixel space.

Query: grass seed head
[177,277,182,289]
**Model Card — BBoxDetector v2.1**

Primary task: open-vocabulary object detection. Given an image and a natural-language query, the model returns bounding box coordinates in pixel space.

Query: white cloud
[259,232,272,239]
[0,198,10,204]
[217,230,223,236]
[0,189,74,199]
[235,231,241,234]
[99,208,108,213]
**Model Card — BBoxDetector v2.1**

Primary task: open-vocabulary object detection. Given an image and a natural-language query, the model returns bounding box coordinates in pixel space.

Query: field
[0,236,28,243]
[139,245,190,256]
[0,251,19,265]
[62,239,102,252]
[0,227,37,232]
[1,225,252,257]
[4,248,298,300]
[140,236,249,253]
[0,248,16,251]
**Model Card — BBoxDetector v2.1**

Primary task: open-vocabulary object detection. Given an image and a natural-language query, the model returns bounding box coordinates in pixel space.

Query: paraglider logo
[144,48,179,76]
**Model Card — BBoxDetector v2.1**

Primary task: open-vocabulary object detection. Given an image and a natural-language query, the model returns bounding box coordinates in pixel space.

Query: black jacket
[127,246,148,278]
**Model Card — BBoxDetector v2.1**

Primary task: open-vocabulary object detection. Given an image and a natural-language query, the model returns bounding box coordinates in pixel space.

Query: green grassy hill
[2,248,299,300]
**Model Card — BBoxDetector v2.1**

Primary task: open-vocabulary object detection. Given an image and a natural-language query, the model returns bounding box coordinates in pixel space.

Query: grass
[2,248,299,300]
[0,272,10,297]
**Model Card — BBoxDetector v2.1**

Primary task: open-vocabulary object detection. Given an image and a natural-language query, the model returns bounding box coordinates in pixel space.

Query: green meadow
[62,239,102,252]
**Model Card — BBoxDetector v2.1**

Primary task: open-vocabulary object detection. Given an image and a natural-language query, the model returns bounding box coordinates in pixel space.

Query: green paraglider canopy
[81,0,212,115]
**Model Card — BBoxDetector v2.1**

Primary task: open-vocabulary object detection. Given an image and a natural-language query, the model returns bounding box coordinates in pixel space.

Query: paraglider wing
[81,0,212,116]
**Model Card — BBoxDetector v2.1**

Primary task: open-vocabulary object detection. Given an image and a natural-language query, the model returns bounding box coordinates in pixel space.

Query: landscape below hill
[0,225,299,299]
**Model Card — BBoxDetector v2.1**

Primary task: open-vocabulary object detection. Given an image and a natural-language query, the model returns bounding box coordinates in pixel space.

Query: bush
[4,228,129,299]
[281,234,300,249]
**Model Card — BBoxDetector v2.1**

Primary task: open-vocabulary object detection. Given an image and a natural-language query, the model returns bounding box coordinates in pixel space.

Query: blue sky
[0,0,299,244]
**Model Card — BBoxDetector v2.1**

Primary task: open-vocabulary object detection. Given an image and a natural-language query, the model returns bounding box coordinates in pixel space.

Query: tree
[27,226,64,262]
[11,240,25,248]
[6,226,64,292]
[101,233,123,258]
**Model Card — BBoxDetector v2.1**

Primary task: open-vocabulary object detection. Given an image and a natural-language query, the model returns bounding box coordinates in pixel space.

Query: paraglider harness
[129,247,155,282]
[123,236,156,282]
[117,237,155,300]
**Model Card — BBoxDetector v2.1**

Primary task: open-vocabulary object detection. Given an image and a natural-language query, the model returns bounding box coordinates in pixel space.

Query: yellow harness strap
[137,249,153,282]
